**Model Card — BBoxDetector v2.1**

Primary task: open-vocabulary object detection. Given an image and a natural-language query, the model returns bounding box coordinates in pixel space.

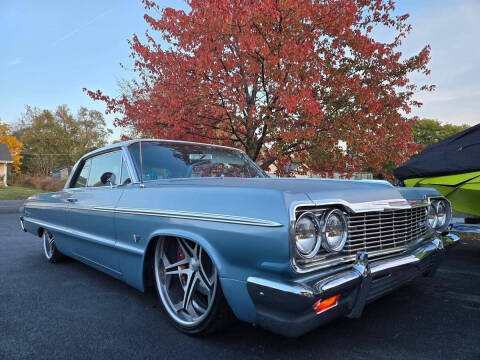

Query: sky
[1,0,479,142]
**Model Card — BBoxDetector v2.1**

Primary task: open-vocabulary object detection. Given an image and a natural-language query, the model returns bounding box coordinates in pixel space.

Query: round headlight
[426,204,437,229]
[321,209,348,252]
[294,212,321,258]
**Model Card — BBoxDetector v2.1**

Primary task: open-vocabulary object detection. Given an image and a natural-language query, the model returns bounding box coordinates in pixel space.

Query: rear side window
[87,151,122,187]
[73,159,91,188]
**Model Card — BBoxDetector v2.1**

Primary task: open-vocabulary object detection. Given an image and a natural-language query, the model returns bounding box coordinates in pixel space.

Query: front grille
[343,206,428,257]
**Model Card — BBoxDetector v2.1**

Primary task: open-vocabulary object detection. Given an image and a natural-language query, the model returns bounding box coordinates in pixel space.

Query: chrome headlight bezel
[426,203,438,230]
[430,198,452,232]
[294,211,322,259]
[320,209,348,253]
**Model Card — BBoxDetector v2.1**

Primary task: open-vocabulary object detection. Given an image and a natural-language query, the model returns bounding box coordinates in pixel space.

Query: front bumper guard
[247,233,460,336]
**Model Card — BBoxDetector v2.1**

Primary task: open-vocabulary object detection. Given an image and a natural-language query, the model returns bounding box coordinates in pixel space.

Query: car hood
[153,177,439,204]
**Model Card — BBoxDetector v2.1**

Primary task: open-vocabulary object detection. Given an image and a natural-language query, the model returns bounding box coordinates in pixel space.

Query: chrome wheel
[43,231,55,260]
[155,238,218,327]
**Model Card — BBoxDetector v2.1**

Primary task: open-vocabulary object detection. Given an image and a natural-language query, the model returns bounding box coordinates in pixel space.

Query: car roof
[80,139,240,160]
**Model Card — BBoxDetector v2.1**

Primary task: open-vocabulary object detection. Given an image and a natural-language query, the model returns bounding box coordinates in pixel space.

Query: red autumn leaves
[86,0,432,177]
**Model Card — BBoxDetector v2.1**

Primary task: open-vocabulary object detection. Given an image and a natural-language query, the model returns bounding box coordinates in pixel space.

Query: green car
[404,172,480,217]
[395,124,480,218]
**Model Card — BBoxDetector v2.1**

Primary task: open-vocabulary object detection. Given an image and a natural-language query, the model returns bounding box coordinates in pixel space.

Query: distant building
[51,166,70,180]
[0,143,13,186]
[266,163,373,180]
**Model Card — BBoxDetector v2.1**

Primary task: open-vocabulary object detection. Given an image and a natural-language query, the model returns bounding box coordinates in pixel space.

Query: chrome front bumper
[247,233,460,337]
[20,216,26,232]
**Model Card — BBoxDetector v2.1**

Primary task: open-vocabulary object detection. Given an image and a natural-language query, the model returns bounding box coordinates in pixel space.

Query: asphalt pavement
[1,213,479,360]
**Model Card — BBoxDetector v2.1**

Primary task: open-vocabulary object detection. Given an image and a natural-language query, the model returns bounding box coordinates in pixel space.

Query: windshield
[129,141,266,180]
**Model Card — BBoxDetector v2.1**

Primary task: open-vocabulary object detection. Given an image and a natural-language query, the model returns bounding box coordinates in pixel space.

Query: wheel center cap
[190,258,200,271]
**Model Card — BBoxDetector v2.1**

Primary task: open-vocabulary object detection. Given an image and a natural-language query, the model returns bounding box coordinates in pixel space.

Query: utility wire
[21,153,73,156]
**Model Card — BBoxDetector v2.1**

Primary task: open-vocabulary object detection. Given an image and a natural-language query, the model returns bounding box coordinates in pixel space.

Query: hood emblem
[387,200,409,207]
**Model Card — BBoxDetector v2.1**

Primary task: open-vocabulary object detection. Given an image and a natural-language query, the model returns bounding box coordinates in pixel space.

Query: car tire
[154,237,235,335]
[42,230,65,263]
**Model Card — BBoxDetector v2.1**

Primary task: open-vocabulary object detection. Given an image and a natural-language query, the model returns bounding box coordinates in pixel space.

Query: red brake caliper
[178,247,188,284]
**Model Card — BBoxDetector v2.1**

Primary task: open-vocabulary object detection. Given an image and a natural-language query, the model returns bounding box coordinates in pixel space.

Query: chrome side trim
[24,204,282,227]
[247,277,315,298]
[22,216,144,256]
[25,203,66,209]
[93,207,283,227]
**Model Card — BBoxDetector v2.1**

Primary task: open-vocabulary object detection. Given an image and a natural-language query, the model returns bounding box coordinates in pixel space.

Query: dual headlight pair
[294,209,348,259]
[426,198,451,232]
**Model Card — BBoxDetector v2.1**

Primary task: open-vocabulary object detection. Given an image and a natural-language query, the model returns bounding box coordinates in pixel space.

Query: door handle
[67,198,78,203]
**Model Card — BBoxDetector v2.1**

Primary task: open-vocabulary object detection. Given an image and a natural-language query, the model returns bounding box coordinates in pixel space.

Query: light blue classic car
[20,139,459,336]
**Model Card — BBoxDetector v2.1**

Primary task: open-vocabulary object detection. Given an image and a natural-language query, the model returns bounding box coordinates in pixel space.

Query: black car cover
[394,123,480,181]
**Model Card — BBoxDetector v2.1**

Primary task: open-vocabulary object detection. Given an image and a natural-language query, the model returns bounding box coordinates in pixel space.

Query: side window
[87,151,122,187]
[73,159,91,188]
[120,157,132,185]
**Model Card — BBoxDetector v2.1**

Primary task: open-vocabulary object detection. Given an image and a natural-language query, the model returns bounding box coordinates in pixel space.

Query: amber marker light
[313,294,340,314]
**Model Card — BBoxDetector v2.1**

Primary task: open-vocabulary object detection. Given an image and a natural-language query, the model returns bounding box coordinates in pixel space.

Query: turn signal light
[313,294,340,314]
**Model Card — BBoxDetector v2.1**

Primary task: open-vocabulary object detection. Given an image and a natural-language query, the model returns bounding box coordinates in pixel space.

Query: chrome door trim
[93,206,283,227]
[121,146,140,183]
[22,216,144,256]
[24,203,66,209]
[25,204,283,227]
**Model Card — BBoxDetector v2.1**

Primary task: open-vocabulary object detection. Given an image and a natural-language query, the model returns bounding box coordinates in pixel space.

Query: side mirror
[100,172,116,187]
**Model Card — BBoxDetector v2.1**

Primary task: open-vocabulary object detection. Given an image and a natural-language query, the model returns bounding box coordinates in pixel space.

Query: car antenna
[139,139,144,188]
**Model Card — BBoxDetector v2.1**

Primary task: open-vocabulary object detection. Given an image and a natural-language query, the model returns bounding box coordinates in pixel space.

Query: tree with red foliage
[86,0,432,176]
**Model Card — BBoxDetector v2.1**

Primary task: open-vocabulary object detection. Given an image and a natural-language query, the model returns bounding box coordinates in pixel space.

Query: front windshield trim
[127,140,267,181]
[238,151,268,178]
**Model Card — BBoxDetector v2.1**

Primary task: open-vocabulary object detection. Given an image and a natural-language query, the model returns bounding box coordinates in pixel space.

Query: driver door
[65,150,125,277]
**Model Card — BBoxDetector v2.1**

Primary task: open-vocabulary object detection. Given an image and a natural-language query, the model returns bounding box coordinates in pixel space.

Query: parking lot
[1,212,479,360]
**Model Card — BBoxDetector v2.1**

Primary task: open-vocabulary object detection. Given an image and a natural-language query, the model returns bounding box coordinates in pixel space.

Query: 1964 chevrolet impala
[20,139,459,336]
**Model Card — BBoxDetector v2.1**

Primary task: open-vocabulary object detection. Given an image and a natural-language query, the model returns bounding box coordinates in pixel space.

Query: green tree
[17,105,112,175]
[412,119,469,147]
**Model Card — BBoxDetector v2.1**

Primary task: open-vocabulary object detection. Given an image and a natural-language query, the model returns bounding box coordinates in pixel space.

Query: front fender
[114,184,300,323]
